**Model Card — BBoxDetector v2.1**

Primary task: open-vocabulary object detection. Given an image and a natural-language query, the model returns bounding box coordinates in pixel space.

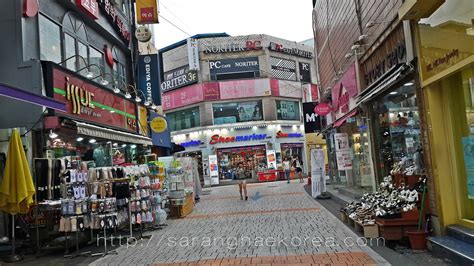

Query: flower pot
[406,230,428,250]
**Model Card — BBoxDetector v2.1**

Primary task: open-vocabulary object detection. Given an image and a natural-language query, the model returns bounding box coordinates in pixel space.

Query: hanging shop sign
[45,63,137,133]
[276,131,304,138]
[314,103,331,116]
[209,133,267,145]
[209,57,260,80]
[331,63,358,120]
[187,38,200,71]
[303,102,322,133]
[161,65,198,92]
[361,25,406,87]
[270,57,296,81]
[97,0,130,43]
[137,54,160,105]
[135,26,152,42]
[299,62,312,83]
[203,40,262,54]
[76,0,99,20]
[269,42,313,59]
[150,116,167,133]
[136,0,159,24]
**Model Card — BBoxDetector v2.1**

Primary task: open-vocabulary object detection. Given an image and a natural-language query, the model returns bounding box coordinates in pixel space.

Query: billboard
[213,101,263,125]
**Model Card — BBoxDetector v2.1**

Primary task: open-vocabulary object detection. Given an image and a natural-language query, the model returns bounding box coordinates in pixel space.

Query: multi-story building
[159,34,318,185]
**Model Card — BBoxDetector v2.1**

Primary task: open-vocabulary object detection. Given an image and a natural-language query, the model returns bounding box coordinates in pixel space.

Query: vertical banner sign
[209,155,219,185]
[267,150,276,170]
[149,111,171,148]
[187,38,200,71]
[299,62,311,83]
[334,133,352,170]
[137,54,161,105]
[311,149,326,198]
[138,106,148,136]
[462,136,474,199]
[136,0,159,24]
[303,102,322,133]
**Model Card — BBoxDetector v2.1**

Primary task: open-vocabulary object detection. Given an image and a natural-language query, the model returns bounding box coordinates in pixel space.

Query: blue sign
[150,111,171,148]
[137,54,161,105]
[462,136,474,199]
[179,140,201,147]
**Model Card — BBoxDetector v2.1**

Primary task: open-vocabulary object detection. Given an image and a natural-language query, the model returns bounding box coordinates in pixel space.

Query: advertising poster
[267,150,276,170]
[462,136,474,199]
[311,149,326,198]
[213,101,263,125]
[209,155,219,185]
[276,100,300,120]
[334,133,352,170]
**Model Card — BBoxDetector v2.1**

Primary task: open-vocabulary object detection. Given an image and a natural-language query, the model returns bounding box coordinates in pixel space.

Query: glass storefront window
[39,15,61,63]
[213,101,263,125]
[276,100,300,120]
[217,145,267,180]
[371,80,422,180]
[167,107,200,131]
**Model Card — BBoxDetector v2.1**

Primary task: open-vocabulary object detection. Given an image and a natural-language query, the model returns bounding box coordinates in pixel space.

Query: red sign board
[51,67,137,133]
[314,103,331,116]
[76,0,99,20]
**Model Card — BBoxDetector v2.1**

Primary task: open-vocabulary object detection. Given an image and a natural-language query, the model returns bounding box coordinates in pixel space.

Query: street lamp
[90,72,114,86]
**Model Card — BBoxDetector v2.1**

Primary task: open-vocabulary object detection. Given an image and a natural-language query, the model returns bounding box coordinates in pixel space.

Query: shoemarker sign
[334,133,352,170]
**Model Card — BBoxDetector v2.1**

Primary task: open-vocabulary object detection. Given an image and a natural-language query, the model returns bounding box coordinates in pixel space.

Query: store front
[42,61,152,166]
[217,145,267,180]
[416,0,474,229]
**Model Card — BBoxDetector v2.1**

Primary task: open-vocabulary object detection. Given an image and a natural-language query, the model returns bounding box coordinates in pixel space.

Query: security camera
[358,34,368,41]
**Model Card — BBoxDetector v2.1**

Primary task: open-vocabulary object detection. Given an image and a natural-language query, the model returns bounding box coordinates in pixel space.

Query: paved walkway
[92,181,388,265]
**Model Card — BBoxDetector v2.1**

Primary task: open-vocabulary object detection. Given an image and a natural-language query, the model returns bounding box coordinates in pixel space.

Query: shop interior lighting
[299,125,305,131]
[89,139,97,144]
[292,125,298,130]
[122,144,127,147]
[48,130,58,139]
[76,137,84,142]
[277,125,282,130]
[130,144,137,149]
[404,82,414,86]
[113,143,118,147]
[389,91,398,95]
[252,126,258,130]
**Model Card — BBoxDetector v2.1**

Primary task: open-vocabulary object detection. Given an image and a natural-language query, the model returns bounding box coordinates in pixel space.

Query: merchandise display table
[257,170,277,182]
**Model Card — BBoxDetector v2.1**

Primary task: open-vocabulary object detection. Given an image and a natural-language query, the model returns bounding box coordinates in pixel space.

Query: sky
[153,0,314,49]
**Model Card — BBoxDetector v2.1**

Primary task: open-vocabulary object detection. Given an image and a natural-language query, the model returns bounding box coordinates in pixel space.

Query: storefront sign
[314,103,331,116]
[270,57,297,81]
[209,57,260,80]
[332,64,358,120]
[203,41,262,54]
[303,102,322,133]
[219,78,271,99]
[299,62,312,83]
[209,155,219,185]
[334,133,352,170]
[187,38,200,71]
[48,65,137,133]
[150,116,167,133]
[137,54,160,105]
[138,106,148,136]
[276,131,304,138]
[361,25,406,87]
[179,140,201,147]
[209,133,267,145]
[270,79,303,98]
[462,136,474,199]
[161,65,198,92]
[162,82,219,110]
[98,0,130,43]
[76,0,99,20]
[136,0,159,24]
[150,112,171,148]
[311,148,326,198]
[269,42,313,59]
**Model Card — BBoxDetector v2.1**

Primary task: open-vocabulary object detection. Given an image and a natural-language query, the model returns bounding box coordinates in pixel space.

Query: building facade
[159,34,318,185]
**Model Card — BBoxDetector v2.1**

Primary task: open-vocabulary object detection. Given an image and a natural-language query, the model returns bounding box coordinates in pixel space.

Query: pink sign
[270,79,303,98]
[219,79,271,99]
[162,82,220,110]
[203,82,220,100]
[314,103,332,116]
[332,63,358,114]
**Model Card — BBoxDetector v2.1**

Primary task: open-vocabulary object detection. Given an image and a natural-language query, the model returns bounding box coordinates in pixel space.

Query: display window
[167,106,200,131]
[216,145,267,180]
[213,101,263,125]
[370,80,422,181]
[280,143,304,167]
[276,100,300,120]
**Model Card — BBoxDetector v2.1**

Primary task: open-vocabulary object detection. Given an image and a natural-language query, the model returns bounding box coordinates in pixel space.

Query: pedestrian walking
[236,164,248,200]
[296,158,303,183]
[283,157,291,183]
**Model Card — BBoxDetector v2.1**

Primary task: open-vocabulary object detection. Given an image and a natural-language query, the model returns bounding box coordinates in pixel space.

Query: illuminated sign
[209,133,267,145]
[276,131,304,138]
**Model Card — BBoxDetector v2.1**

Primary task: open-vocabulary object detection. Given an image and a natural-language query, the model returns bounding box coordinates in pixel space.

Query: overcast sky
[153,0,314,49]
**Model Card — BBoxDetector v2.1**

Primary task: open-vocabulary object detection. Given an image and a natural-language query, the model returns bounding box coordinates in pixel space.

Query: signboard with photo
[213,101,263,125]
[334,133,352,170]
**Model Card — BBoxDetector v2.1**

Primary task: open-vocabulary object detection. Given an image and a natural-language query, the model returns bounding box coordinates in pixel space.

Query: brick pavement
[91,181,389,265]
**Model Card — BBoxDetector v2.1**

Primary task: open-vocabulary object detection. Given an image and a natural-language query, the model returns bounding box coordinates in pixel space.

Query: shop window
[167,107,200,131]
[89,47,104,79]
[213,101,263,125]
[370,81,421,180]
[112,48,127,86]
[217,145,267,180]
[276,100,300,120]
[61,12,91,75]
[39,14,61,63]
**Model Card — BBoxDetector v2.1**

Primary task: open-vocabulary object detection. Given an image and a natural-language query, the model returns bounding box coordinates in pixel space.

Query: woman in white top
[283,158,291,183]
